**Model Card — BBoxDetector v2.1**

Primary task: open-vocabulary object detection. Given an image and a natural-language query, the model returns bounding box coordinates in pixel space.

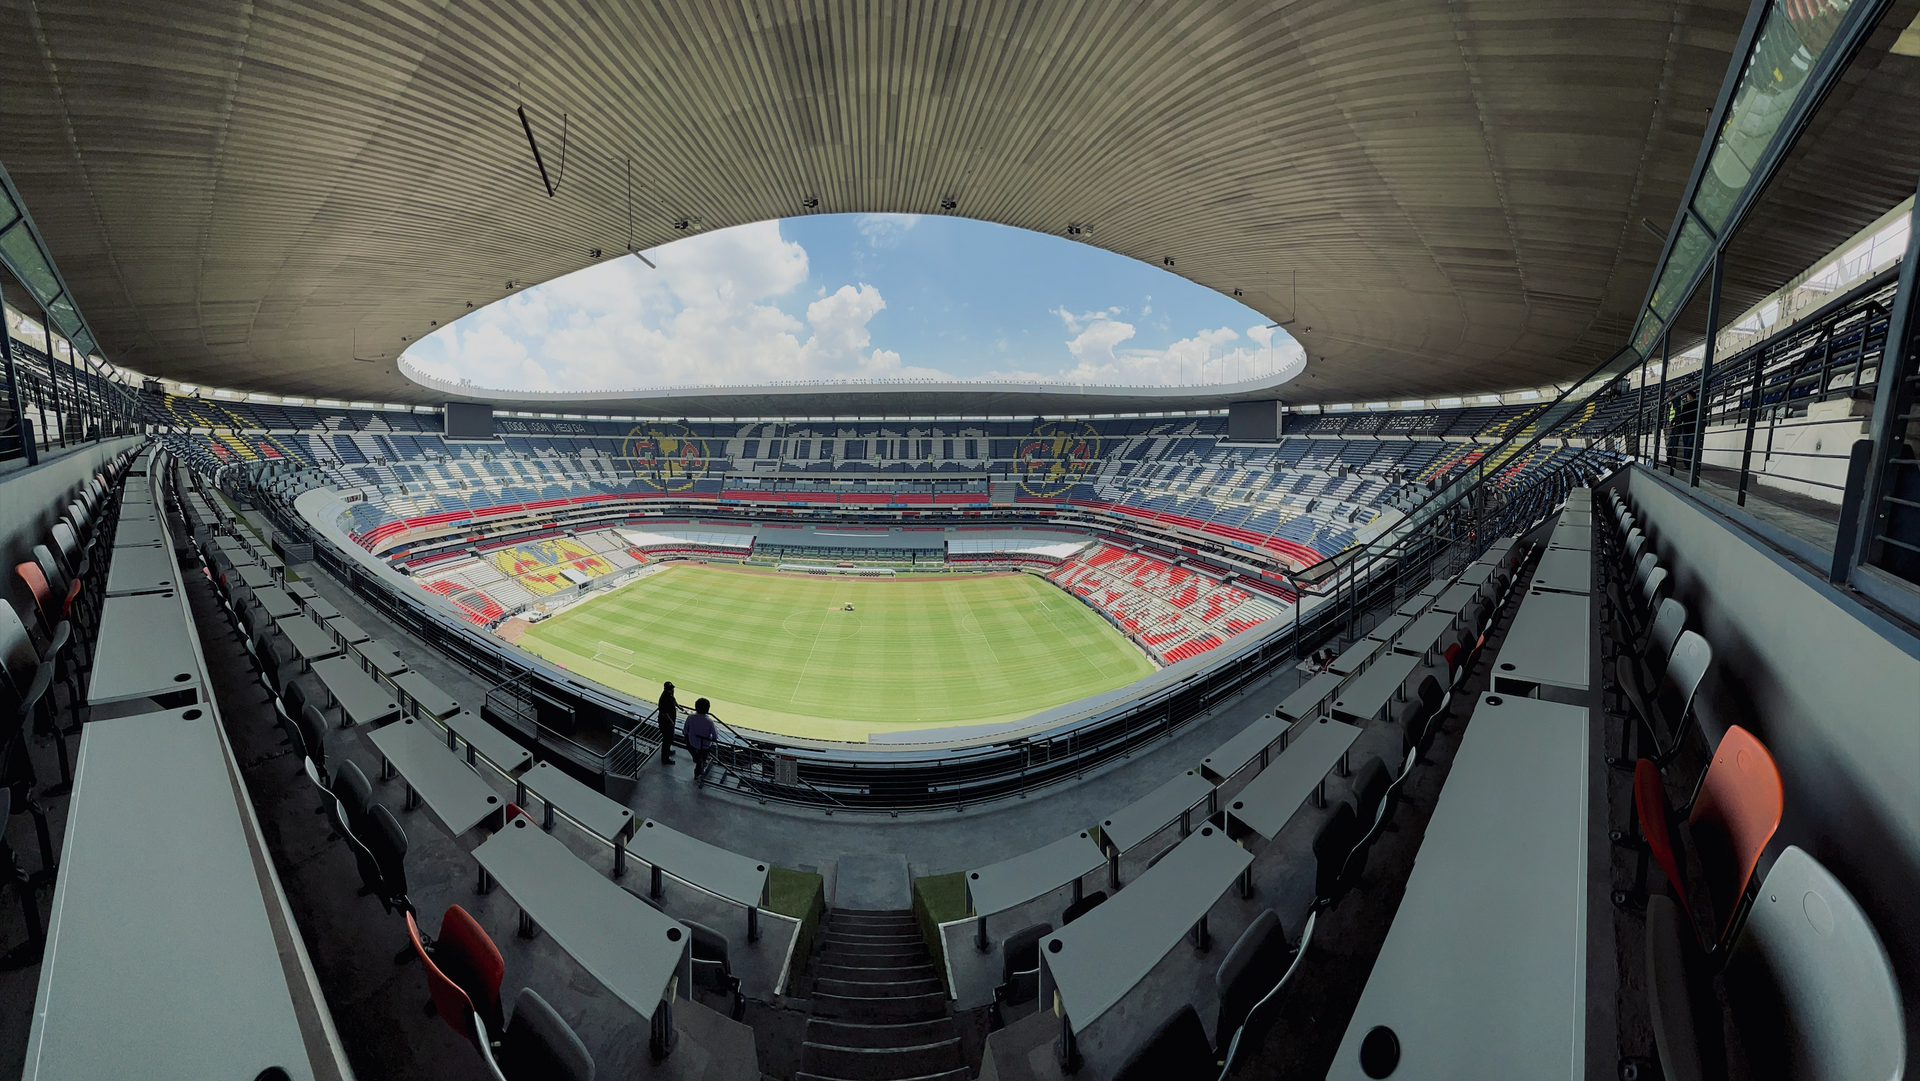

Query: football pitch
[513,564,1156,742]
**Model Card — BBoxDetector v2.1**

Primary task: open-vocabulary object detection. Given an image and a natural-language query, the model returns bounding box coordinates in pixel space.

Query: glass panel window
[45,294,80,337]
[1691,0,1851,232]
[1632,308,1665,356]
[0,225,59,301]
[1651,219,1711,319]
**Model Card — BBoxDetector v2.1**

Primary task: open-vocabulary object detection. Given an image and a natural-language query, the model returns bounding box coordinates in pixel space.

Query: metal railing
[1620,256,1920,609]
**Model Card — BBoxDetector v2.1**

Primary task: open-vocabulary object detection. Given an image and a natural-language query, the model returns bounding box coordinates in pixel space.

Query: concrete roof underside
[0,0,1776,416]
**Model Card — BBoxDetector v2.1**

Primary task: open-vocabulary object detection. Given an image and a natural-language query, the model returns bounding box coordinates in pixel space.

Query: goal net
[593,641,636,670]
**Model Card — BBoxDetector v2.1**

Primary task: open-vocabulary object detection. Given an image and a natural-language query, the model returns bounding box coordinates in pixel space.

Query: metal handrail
[699,712,850,809]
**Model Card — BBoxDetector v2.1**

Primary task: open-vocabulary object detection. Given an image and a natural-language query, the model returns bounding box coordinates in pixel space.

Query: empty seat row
[189,510,598,1081]
[1601,485,1902,1081]
[1024,537,1535,1077]
[0,445,140,969]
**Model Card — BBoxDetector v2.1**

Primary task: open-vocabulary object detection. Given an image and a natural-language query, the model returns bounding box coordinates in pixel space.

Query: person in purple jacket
[684,698,717,786]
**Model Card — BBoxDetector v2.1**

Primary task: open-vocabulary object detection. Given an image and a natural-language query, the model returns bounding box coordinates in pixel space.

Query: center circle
[781,609,864,641]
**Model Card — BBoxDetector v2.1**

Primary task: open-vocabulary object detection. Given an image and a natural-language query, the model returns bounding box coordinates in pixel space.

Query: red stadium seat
[1633,725,1782,953]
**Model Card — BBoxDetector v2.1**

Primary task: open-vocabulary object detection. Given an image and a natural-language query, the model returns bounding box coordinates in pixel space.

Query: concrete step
[815,962,941,985]
[820,928,925,945]
[795,1071,969,1081]
[805,1017,956,1050]
[810,990,950,1024]
[814,975,946,998]
[800,1037,964,1080]
[816,939,931,962]
[828,910,919,930]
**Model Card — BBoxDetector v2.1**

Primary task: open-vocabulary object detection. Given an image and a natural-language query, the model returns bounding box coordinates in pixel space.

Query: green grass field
[513,564,1154,742]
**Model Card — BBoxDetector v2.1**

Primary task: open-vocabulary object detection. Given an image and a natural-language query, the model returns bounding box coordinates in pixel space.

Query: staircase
[799,908,966,1081]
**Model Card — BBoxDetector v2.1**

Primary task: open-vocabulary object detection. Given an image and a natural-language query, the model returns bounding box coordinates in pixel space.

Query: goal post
[593,641,636,670]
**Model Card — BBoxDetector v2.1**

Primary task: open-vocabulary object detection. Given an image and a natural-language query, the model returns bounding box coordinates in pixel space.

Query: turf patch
[912,871,969,994]
[767,866,826,994]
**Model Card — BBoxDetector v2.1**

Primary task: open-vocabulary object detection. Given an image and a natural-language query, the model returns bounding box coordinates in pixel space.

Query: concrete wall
[1622,465,1920,1066]
[0,437,145,616]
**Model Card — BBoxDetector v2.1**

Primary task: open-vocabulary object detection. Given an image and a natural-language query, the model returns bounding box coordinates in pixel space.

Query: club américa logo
[1016,420,1101,497]
[623,424,707,490]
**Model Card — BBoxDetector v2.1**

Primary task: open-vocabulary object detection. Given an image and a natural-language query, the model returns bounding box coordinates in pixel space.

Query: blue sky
[402,213,1305,393]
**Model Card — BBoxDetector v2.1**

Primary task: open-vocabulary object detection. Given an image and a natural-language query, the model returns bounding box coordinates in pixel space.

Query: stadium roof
[2,0,1915,416]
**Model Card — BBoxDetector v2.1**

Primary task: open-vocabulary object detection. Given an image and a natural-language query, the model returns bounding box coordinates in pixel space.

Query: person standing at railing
[1666,390,1697,473]
[656,681,678,765]
[684,699,717,787]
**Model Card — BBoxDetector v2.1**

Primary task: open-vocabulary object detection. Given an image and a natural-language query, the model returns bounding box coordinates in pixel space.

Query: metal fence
[1623,254,1920,613]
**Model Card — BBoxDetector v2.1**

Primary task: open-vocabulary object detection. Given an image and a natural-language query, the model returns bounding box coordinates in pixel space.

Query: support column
[41,316,64,448]
[1736,344,1766,506]
[1687,253,1725,489]
[1653,333,1670,473]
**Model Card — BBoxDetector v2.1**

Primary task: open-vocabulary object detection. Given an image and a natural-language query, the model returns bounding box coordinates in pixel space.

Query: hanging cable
[517,105,555,197]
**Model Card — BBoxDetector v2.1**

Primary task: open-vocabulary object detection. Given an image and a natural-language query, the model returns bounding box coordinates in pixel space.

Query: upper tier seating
[153,391,1617,572]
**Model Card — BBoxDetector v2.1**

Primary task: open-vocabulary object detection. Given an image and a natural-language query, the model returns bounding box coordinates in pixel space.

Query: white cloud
[1064,318,1137,364]
[1052,306,1126,335]
[403,221,942,390]
[856,213,922,248]
[402,218,1298,392]
[961,319,1305,387]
